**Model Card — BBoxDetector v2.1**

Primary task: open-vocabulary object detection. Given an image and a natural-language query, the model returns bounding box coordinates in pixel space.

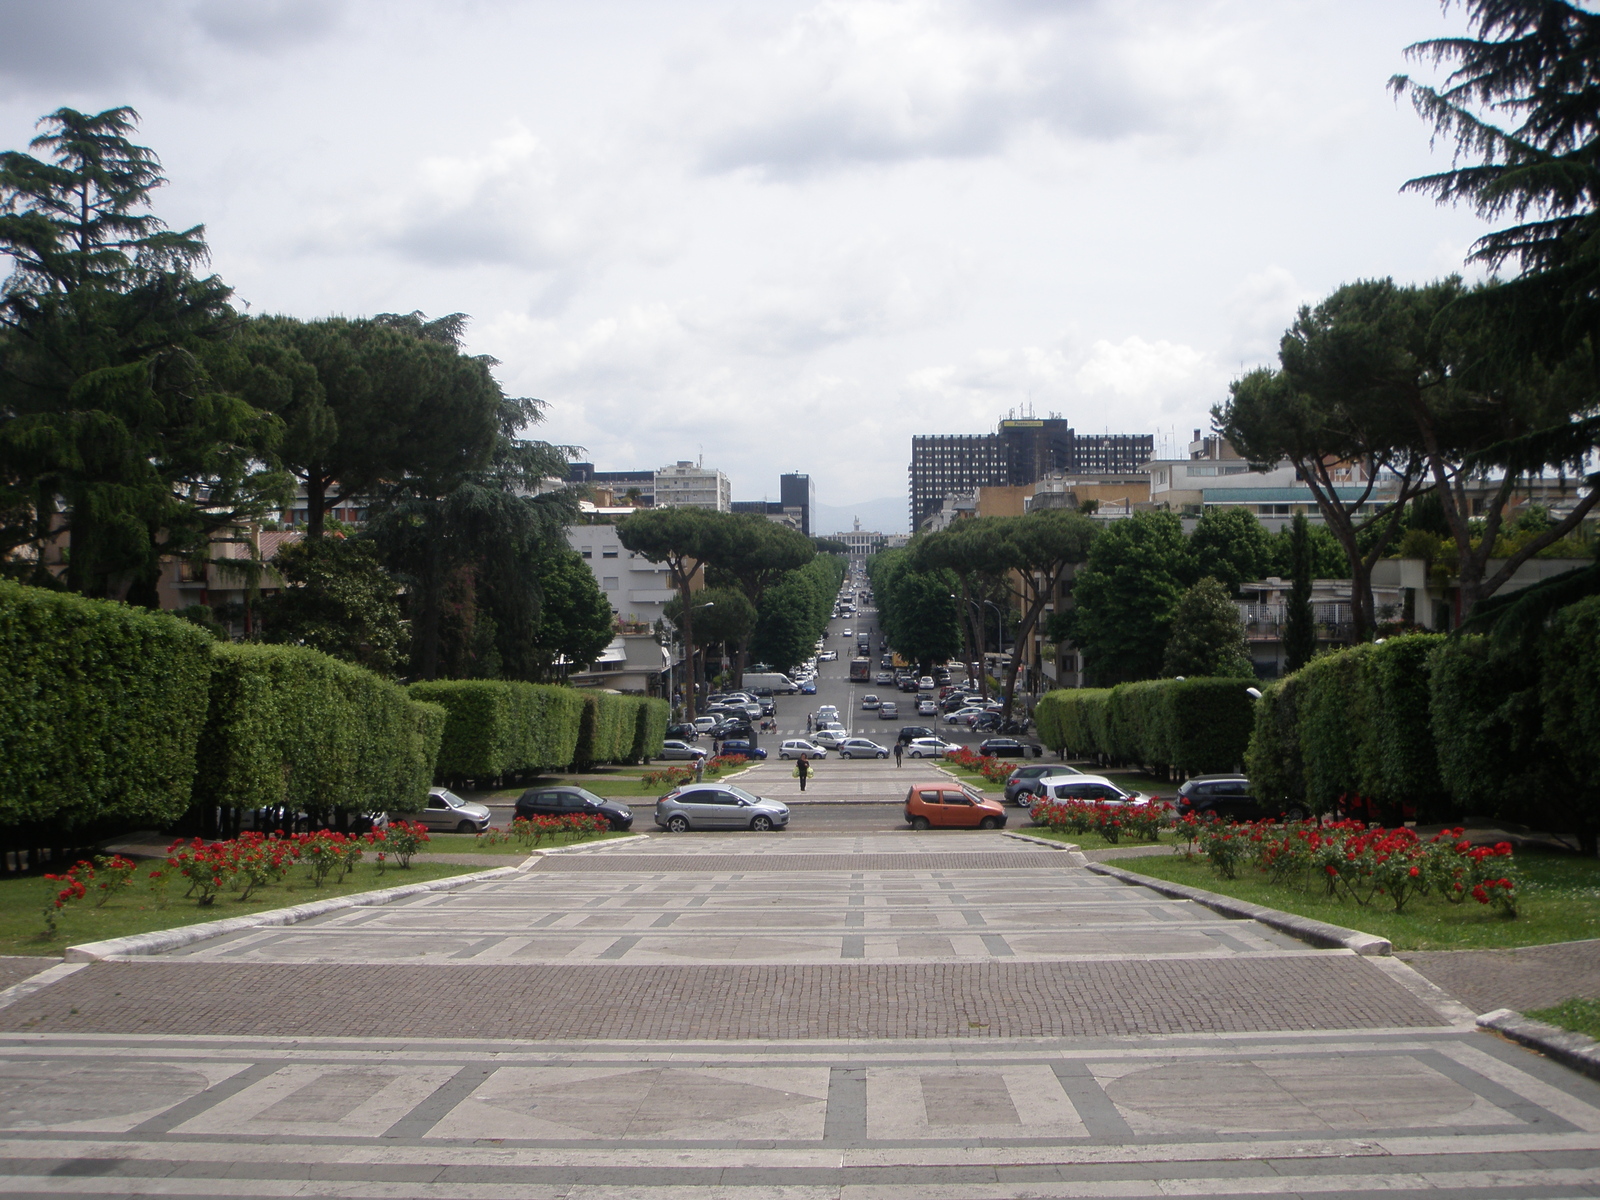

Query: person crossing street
[893,741,904,767]
[796,754,811,793]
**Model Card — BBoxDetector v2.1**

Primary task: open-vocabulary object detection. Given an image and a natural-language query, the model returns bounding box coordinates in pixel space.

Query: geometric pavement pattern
[1,831,1598,1198]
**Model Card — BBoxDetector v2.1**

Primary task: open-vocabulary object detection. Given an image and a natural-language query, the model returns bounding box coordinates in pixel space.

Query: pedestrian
[796,755,810,793]
[806,714,813,733]
[893,741,904,768]
[693,756,705,783]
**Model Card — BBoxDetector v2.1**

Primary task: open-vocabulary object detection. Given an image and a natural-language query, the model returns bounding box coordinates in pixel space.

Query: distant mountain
[812,496,907,537]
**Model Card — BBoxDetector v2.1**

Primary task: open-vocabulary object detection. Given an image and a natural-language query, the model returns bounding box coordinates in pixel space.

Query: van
[742,672,798,695]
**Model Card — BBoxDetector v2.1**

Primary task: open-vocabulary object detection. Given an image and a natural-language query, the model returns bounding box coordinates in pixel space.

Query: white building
[833,519,884,558]
[654,461,731,511]
[566,522,679,629]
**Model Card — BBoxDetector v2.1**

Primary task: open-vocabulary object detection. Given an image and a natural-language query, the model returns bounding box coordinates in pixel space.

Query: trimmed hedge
[1245,675,1305,813]
[0,581,214,830]
[408,680,646,779]
[1541,595,1600,801]
[193,643,436,820]
[629,695,670,764]
[1033,678,1255,776]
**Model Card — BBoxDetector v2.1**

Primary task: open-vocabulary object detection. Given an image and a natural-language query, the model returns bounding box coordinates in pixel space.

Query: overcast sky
[0,0,1489,531]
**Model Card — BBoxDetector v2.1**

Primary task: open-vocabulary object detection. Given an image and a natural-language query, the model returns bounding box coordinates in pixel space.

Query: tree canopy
[1162,577,1255,679]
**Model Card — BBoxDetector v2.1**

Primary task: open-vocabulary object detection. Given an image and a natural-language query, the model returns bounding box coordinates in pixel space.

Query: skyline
[0,1,1492,531]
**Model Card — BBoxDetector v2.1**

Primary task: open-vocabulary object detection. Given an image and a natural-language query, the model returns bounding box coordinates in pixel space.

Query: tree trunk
[306,474,329,539]
[676,567,697,721]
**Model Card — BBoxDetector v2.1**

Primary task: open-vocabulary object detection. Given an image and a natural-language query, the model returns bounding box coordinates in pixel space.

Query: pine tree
[1284,515,1317,673]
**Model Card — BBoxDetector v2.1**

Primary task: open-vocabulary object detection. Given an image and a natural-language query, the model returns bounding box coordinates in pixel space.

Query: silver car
[655,783,790,832]
[419,787,492,833]
[659,739,708,761]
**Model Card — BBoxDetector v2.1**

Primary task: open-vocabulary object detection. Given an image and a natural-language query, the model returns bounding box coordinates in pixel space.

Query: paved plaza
[0,831,1597,1197]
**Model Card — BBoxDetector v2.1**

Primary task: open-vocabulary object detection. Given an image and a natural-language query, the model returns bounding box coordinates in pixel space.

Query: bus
[848,657,872,682]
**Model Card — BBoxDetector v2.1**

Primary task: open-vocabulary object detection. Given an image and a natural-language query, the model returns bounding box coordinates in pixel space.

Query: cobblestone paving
[1401,938,1600,1015]
[2,830,1598,1197]
[0,955,56,991]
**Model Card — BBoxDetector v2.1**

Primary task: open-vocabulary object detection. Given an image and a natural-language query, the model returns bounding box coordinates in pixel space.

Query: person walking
[806,713,813,733]
[796,754,810,793]
[893,741,904,768]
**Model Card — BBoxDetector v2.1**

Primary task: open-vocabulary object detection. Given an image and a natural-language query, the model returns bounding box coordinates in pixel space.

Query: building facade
[779,472,817,536]
[565,522,679,628]
[909,417,1153,529]
[654,462,731,511]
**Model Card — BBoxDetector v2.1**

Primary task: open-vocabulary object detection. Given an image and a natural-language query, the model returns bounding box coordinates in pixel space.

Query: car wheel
[750,815,774,831]
[1199,808,1220,823]
[910,816,931,830]
[1016,793,1033,809]
[1284,805,1308,823]
[877,751,887,758]
[910,750,923,758]
[779,752,790,760]
[840,750,851,759]
[456,820,475,834]
[979,816,1001,830]
[667,815,690,833]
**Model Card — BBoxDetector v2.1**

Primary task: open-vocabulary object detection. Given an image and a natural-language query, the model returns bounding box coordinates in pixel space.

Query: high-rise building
[908,417,1153,529]
[780,472,816,536]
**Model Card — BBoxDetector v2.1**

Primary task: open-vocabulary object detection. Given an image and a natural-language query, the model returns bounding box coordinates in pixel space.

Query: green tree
[1188,507,1271,595]
[0,106,287,601]
[617,506,728,717]
[530,547,615,681]
[987,510,1097,713]
[747,576,820,672]
[704,513,814,683]
[912,519,1010,698]
[1162,577,1254,679]
[1284,514,1317,672]
[1060,511,1193,685]
[867,548,962,671]
[257,535,407,676]
[1265,519,1347,578]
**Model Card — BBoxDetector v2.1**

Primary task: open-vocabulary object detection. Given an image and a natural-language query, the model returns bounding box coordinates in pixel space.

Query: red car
[903,782,1008,830]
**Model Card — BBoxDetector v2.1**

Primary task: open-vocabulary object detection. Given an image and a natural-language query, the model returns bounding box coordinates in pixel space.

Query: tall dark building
[779,472,816,536]
[909,418,1153,528]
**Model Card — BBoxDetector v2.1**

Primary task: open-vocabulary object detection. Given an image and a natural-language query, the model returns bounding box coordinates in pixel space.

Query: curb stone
[0,962,90,1013]
[1085,860,1392,956]
[62,866,523,962]
[1479,1008,1600,1082]
[516,831,650,869]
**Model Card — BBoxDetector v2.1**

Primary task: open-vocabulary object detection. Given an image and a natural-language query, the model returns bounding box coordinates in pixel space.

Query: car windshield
[438,790,464,807]
[574,788,606,806]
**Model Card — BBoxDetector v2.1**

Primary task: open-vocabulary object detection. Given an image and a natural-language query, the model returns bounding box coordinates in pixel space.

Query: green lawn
[7,859,484,957]
[1528,998,1600,1040]
[1102,848,1600,952]
[425,829,636,854]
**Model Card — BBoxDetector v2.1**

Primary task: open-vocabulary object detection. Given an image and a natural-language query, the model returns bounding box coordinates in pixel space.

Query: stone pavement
[733,755,939,801]
[1,831,1599,1198]
[1400,939,1600,1016]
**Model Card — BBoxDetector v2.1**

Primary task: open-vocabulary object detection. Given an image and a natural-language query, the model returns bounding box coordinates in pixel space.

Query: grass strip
[425,830,634,855]
[1528,998,1600,1040]
[1104,848,1600,952]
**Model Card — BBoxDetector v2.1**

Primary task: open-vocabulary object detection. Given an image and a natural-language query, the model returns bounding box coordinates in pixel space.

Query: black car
[714,719,754,741]
[665,723,699,742]
[978,737,1041,759]
[1174,775,1307,823]
[897,725,936,745]
[515,785,634,830]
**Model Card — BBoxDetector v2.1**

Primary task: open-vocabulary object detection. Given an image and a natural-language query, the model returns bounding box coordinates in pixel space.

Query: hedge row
[409,681,668,778]
[193,644,441,821]
[1246,636,1452,818]
[0,583,442,836]
[1034,677,1256,776]
[0,581,215,831]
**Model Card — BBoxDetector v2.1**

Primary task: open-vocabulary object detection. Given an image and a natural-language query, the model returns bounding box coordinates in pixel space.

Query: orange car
[903,782,1008,830]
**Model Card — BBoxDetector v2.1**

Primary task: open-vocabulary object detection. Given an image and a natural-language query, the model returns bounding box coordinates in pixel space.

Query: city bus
[848,657,872,682]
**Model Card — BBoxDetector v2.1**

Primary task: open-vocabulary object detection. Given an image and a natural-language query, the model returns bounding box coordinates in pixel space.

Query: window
[918,790,942,805]
[709,792,740,806]
[602,548,618,558]
[580,546,592,558]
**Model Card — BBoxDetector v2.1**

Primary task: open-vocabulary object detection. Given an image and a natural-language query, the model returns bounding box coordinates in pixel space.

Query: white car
[918,676,935,690]
[905,737,960,759]
[838,737,889,759]
[779,739,827,760]
[420,788,492,833]
[691,716,719,733]
[818,650,838,662]
[917,699,938,715]
[842,629,853,637]
[945,707,986,725]
[815,705,840,722]
[861,694,881,710]
[813,729,849,749]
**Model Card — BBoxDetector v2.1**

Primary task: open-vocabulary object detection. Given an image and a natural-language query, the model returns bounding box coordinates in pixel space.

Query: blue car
[717,738,768,759]
[799,680,817,694]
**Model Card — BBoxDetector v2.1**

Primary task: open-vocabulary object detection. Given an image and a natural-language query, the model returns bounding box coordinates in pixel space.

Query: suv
[1175,775,1307,822]
[1004,764,1082,806]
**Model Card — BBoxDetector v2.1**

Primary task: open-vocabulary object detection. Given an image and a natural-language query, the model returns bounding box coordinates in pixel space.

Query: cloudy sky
[0,0,1488,531]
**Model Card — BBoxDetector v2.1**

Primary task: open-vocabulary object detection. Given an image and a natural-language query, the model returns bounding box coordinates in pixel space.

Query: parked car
[838,737,890,758]
[818,650,839,661]
[656,783,790,832]
[716,738,768,760]
[659,739,708,761]
[1003,764,1082,805]
[945,707,986,725]
[514,786,634,830]
[1030,775,1156,822]
[978,737,1042,759]
[813,729,849,749]
[666,723,699,742]
[903,782,1007,830]
[1174,774,1305,822]
[905,736,960,758]
[779,739,827,760]
[420,787,493,833]
[861,693,881,710]
[897,725,936,745]
[917,698,938,716]
[878,701,899,720]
